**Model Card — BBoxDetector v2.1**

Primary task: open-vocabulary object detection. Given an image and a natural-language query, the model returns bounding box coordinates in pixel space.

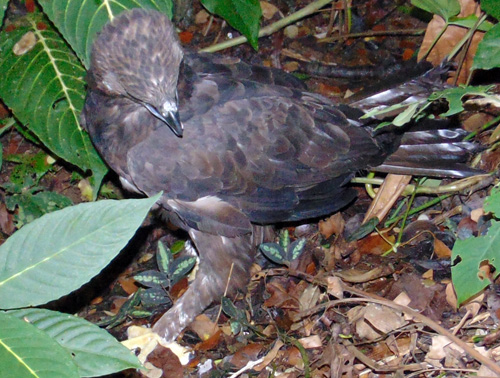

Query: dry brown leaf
[298,335,323,349]
[470,208,484,222]
[260,1,280,19]
[417,0,484,84]
[319,212,345,239]
[253,340,285,372]
[194,10,209,24]
[189,314,218,341]
[364,174,412,223]
[393,291,411,307]
[109,296,128,315]
[118,276,139,295]
[298,284,320,312]
[229,343,265,369]
[326,276,344,299]
[357,233,395,256]
[194,330,221,351]
[433,238,452,258]
[363,303,407,334]
[336,266,393,283]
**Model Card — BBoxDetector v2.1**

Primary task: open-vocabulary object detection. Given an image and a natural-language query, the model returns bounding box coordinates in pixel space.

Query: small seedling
[259,229,306,266]
[134,241,196,307]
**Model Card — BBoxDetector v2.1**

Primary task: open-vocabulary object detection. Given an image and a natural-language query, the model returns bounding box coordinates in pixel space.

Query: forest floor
[2,0,500,377]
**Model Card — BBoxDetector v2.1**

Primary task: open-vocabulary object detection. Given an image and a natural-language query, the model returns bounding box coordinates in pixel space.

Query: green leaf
[134,270,169,289]
[201,0,262,50]
[472,23,500,71]
[392,101,422,126]
[0,193,161,308]
[0,0,8,27]
[0,311,79,378]
[8,308,141,377]
[448,15,494,32]
[102,291,143,329]
[484,186,500,217]
[481,0,500,20]
[169,240,185,254]
[346,217,379,242]
[428,85,494,117]
[452,220,500,304]
[7,190,73,228]
[279,229,290,250]
[287,238,306,261]
[156,241,173,274]
[0,16,107,196]
[139,287,171,306]
[221,296,242,319]
[170,256,197,285]
[411,0,460,22]
[259,242,287,265]
[38,0,174,68]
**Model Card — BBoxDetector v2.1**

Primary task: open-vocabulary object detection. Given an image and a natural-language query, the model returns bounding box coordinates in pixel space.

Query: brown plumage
[81,9,477,341]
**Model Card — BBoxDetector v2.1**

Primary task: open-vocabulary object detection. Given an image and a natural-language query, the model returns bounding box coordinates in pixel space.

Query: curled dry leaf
[364,174,412,224]
[319,212,345,239]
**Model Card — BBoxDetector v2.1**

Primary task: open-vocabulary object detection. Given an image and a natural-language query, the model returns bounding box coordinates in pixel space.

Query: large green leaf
[0,15,107,195]
[0,312,79,378]
[201,0,261,50]
[481,0,500,20]
[0,194,160,308]
[452,187,500,304]
[473,23,500,71]
[38,0,174,68]
[0,0,8,26]
[411,0,460,22]
[9,308,141,377]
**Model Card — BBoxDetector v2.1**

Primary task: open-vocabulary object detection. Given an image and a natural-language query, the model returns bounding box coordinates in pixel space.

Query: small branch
[351,174,492,196]
[318,28,425,43]
[200,0,335,53]
[296,285,500,375]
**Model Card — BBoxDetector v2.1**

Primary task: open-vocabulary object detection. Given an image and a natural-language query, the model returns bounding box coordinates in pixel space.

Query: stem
[384,194,451,228]
[464,114,500,141]
[351,174,491,196]
[200,0,335,53]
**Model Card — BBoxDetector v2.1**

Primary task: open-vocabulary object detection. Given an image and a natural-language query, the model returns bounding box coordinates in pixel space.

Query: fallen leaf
[298,335,322,348]
[319,212,345,239]
[260,1,280,19]
[433,238,452,258]
[189,314,218,341]
[364,174,412,223]
[194,10,209,24]
[417,0,484,84]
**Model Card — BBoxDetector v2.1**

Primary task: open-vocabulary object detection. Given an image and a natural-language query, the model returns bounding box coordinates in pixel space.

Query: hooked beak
[144,103,183,137]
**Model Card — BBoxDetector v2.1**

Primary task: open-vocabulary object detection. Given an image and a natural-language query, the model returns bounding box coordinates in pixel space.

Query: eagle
[81,8,477,342]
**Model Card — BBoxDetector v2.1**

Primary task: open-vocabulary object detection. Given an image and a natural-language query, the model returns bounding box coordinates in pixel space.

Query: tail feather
[373,128,481,178]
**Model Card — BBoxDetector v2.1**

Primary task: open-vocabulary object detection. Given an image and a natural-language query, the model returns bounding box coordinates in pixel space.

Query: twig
[318,28,425,43]
[296,284,500,375]
[200,0,336,53]
[351,174,492,196]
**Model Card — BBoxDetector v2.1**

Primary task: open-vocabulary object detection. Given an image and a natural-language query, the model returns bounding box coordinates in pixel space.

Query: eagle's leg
[152,225,274,342]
